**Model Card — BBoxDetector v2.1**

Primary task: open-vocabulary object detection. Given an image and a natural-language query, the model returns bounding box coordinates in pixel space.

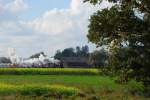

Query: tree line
[54,45,108,67]
[54,45,89,59]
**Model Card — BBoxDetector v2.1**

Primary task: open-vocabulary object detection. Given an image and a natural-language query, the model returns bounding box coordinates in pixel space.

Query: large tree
[85,0,150,93]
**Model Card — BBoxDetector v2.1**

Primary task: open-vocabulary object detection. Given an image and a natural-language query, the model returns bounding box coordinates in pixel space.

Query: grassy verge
[0,68,99,75]
[0,83,80,96]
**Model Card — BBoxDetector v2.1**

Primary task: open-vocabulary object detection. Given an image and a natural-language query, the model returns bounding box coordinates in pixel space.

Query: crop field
[0,68,99,75]
[0,68,148,100]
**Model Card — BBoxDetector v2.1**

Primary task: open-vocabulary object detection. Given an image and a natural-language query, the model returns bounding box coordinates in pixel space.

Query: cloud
[0,0,31,36]
[71,0,82,13]
[0,3,4,13]
[5,0,28,13]
[27,0,113,35]
[0,0,113,57]
[22,0,113,56]
[26,9,74,35]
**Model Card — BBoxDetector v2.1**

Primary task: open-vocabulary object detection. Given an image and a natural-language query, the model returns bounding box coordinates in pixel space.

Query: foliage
[85,0,150,96]
[89,49,108,67]
[61,48,76,57]
[80,45,89,57]
[54,50,62,60]
[0,68,99,75]
[30,52,46,58]
[126,80,144,95]
[0,57,11,63]
[54,45,89,59]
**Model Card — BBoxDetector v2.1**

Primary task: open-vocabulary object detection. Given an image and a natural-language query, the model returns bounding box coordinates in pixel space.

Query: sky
[0,0,112,57]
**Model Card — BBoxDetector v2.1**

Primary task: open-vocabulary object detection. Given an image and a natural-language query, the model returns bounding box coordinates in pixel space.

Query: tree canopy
[85,0,150,94]
[54,45,89,59]
[30,52,46,59]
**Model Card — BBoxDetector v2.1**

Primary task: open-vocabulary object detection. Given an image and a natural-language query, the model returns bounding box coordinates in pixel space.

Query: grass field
[0,75,121,89]
[0,68,149,100]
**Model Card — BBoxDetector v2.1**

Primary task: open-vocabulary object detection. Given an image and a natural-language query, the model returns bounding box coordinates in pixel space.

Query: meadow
[0,68,149,100]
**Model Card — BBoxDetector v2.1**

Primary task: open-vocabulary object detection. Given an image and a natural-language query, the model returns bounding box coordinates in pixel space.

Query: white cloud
[5,0,28,13]
[0,0,113,57]
[0,3,4,13]
[0,0,29,35]
[27,0,113,35]
[27,9,74,35]
[71,0,82,13]
[22,0,113,56]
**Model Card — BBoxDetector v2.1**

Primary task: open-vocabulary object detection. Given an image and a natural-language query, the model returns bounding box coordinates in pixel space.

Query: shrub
[126,80,144,95]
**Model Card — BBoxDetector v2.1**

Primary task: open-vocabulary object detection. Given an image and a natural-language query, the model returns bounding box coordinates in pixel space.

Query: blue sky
[20,0,70,20]
[0,0,112,57]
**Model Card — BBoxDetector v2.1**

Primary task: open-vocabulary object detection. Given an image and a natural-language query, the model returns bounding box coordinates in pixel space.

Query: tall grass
[0,68,99,75]
[0,83,80,96]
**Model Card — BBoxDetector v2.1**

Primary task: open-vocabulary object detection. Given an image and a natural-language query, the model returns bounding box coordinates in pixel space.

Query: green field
[0,68,148,100]
[0,75,120,89]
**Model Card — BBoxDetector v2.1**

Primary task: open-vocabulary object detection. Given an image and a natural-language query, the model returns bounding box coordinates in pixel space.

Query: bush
[126,80,144,95]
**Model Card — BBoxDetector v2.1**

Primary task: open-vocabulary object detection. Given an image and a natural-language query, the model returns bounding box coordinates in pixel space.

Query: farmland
[0,68,99,75]
[0,68,149,100]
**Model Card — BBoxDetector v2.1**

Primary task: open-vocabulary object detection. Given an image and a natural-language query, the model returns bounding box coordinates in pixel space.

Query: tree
[89,49,108,67]
[76,46,81,57]
[85,0,150,94]
[30,52,46,58]
[0,57,11,63]
[81,45,89,57]
[54,50,62,60]
[54,45,90,60]
[61,48,75,57]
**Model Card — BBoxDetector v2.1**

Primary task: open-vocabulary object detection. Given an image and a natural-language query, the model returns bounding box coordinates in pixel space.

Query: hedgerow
[0,68,99,75]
